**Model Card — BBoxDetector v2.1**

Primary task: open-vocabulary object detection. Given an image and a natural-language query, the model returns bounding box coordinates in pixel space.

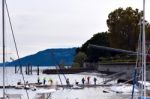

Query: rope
[5,1,29,98]
[49,51,67,85]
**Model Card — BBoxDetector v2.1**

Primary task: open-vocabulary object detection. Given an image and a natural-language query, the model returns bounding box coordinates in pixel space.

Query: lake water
[0,67,132,99]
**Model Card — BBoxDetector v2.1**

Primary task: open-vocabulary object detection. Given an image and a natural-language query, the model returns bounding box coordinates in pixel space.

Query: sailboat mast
[2,0,6,98]
[142,0,146,98]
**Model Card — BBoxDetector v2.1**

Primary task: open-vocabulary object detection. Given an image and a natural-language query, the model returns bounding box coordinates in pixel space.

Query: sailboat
[110,0,150,98]
[136,0,150,99]
[1,0,24,98]
[1,0,57,98]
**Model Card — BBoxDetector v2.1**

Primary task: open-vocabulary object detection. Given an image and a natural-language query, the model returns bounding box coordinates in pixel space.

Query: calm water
[0,67,132,99]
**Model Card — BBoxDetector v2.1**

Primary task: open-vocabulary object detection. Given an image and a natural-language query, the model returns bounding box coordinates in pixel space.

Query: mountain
[3,48,76,66]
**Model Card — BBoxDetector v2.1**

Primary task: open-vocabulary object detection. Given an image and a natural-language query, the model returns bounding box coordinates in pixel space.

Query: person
[43,77,46,85]
[87,76,90,84]
[26,81,28,84]
[66,78,70,85]
[82,77,85,85]
[37,77,40,84]
[25,81,29,89]
[48,78,53,85]
[94,77,97,85]
[17,79,21,85]
[75,80,79,85]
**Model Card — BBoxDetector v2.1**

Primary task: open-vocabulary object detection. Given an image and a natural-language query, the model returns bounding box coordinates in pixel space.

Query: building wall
[98,63,150,80]
[83,62,98,69]
[98,64,135,73]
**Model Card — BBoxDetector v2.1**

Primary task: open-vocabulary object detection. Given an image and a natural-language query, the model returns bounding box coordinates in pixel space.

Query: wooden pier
[0,83,111,89]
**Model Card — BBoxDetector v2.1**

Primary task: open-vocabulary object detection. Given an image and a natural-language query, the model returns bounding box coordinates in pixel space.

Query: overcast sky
[0,0,150,61]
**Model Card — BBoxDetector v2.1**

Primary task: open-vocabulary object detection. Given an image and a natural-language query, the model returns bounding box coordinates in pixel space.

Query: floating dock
[0,83,111,89]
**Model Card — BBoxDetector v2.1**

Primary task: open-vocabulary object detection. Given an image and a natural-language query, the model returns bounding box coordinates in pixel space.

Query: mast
[142,0,146,98]
[2,0,6,98]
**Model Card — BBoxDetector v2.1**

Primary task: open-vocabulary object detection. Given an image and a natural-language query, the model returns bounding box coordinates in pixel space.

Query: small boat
[5,94,23,99]
[138,81,150,87]
[103,90,109,93]
[110,84,139,93]
[34,88,56,99]
[15,85,24,89]
[72,85,84,89]
[30,85,37,91]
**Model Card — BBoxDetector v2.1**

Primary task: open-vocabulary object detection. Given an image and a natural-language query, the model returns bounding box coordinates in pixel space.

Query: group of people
[37,77,53,85]
[37,76,97,85]
[81,77,97,85]
[66,76,97,86]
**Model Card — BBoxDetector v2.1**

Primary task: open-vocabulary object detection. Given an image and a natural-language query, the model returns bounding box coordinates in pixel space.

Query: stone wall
[97,63,150,81]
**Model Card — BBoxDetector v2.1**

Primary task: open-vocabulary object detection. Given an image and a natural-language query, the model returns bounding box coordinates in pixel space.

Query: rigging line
[139,17,144,97]
[52,52,67,80]
[50,50,67,84]
[5,1,30,99]
[49,52,63,86]
[4,0,21,73]
[50,52,66,85]
[46,93,51,99]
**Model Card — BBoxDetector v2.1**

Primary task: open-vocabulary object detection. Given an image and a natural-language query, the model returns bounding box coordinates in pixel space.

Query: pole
[2,0,6,98]
[31,65,32,75]
[37,65,39,75]
[15,65,17,73]
[131,69,137,99]
[142,0,146,98]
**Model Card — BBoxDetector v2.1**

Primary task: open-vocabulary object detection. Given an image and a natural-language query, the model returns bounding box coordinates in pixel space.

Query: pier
[43,68,95,74]
[0,83,111,89]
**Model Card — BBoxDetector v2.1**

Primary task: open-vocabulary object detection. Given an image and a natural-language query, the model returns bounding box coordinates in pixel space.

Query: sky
[0,0,150,61]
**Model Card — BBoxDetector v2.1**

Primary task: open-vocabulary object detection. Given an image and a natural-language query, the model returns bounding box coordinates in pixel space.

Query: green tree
[75,7,150,63]
[73,52,87,67]
[80,32,110,53]
[107,7,142,51]
[146,23,150,40]
[76,32,110,62]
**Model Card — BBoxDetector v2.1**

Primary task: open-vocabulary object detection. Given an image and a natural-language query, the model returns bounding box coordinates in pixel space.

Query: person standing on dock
[66,78,70,86]
[17,79,21,85]
[37,77,40,84]
[82,77,85,85]
[94,77,97,85]
[43,77,46,85]
[48,78,53,85]
[75,80,79,85]
[87,76,90,84]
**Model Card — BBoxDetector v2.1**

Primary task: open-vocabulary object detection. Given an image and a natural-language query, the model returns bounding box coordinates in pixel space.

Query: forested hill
[1,48,76,66]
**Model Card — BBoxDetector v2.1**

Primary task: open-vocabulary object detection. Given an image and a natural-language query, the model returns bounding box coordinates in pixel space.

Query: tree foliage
[75,7,150,64]
[78,32,110,53]
[107,7,141,51]
[76,32,111,62]
[73,52,87,67]
[107,7,150,51]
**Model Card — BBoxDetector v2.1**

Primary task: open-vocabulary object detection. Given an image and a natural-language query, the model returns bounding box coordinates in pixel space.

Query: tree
[73,52,87,67]
[77,32,111,62]
[107,7,142,51]
[146,23,150,40]
[75,7,150,64]
[79,32,109,53]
